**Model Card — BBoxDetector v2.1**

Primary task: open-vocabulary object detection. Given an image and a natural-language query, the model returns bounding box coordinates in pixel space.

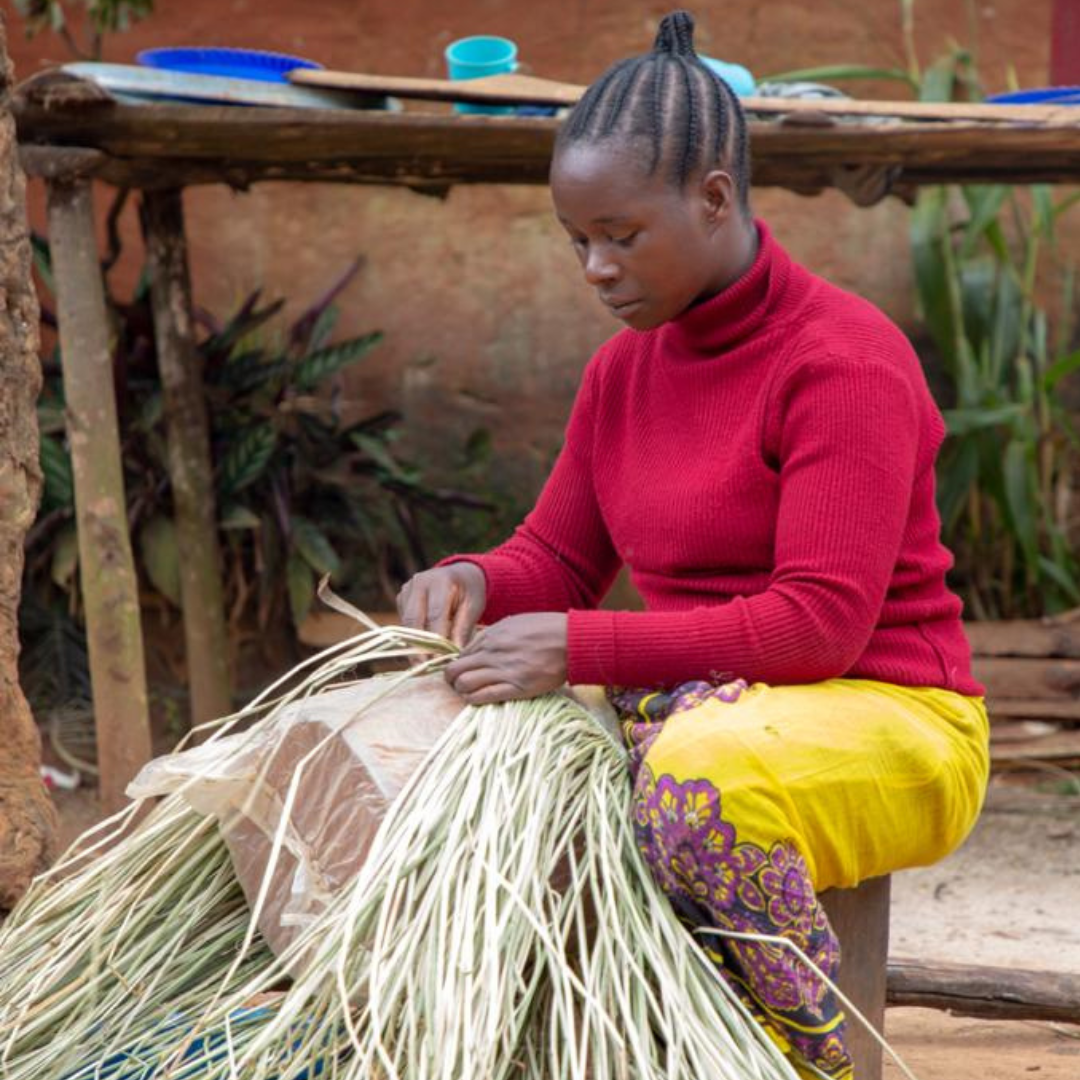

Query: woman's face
[550,140,742,331]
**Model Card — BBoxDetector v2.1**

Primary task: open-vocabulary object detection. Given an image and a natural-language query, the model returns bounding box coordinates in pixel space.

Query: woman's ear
[700,170,736,228]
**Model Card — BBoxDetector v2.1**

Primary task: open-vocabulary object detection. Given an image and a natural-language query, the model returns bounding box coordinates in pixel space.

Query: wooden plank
[991,726,1080,765]
[820,876,890,1080]
[292,69,1080,125]
[291,69,584,106]
[45,178,152,813]
[143,188,233,733]
[985,698,1080,720]
[965,619,1080,658]
[974,656,1080,699]
[887,958,1080,1023]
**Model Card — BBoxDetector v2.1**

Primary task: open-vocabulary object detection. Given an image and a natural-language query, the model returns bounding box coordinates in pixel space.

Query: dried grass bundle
[0,625,806,1080]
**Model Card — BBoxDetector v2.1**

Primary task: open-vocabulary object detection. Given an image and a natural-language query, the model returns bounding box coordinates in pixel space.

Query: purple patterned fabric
[611,681,853,1079]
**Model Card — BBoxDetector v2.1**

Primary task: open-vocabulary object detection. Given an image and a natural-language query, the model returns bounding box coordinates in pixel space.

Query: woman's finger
[458,682,523,706]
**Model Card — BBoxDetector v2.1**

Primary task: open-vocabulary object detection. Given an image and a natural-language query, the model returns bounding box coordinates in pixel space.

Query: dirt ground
[884,776,1080,1079]
[46,770,1080,1080]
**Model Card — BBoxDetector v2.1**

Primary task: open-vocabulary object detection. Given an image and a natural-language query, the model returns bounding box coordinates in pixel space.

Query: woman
[398,12,988,1078]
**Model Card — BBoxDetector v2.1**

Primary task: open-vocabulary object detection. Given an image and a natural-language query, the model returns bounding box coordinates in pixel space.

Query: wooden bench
[820,875,891,1080]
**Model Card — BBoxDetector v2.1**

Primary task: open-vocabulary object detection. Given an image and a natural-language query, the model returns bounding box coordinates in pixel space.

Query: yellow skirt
[616,677,989,1078]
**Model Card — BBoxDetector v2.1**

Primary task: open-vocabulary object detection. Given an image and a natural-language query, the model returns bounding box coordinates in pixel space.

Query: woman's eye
[612,232,639,248]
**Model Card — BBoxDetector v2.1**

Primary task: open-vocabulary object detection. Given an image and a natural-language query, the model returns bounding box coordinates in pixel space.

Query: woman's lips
[605,298,643,318]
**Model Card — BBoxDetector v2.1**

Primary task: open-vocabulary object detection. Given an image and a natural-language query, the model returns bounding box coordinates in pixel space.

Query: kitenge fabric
[610,677,989,1079]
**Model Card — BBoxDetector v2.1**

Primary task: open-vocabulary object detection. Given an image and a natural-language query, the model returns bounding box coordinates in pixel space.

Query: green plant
[13,0,153,60]
[769,30,1080,619]
[25,240,490,653]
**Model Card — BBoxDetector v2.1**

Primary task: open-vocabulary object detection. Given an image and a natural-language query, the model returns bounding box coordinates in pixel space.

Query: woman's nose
[583,248,619,287]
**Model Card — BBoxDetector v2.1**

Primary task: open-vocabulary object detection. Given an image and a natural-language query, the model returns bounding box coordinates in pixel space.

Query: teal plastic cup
[445,35,518,115]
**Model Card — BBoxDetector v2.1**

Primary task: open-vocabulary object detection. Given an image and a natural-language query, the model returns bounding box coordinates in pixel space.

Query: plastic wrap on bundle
[128,673,466,958]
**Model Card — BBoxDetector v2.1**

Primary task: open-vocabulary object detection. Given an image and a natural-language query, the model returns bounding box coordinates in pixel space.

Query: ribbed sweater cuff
[566,609,620,684]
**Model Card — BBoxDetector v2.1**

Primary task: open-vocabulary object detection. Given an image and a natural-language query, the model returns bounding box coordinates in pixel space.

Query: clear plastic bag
[128,672,466,957]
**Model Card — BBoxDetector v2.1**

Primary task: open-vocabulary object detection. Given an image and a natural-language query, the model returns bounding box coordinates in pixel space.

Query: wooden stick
[45,178,152,813]
[142,188,233,732]
[887,958,1080,1023]
[290,68,1080,125]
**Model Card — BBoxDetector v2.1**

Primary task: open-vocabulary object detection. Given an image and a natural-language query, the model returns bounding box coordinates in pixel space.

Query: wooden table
[12,68,1080,806]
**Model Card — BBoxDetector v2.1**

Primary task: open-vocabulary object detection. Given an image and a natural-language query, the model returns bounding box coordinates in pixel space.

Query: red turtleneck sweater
[449,223,982,695]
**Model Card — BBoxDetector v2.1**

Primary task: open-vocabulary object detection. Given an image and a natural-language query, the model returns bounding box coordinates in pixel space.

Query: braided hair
[555,10,751,206]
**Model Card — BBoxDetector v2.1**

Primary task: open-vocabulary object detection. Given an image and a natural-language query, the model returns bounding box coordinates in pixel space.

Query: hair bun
[653,10,697,56]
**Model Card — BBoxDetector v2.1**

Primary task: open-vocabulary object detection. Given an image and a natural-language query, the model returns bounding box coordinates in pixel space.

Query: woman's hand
[444,613,569,706]
[397,563,487,647]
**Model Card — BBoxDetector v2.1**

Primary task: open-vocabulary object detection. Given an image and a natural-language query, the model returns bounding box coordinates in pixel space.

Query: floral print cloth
[611,679,852,1079]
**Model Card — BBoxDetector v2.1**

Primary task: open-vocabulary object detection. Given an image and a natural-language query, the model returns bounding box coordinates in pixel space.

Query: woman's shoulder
[781,266,921,374]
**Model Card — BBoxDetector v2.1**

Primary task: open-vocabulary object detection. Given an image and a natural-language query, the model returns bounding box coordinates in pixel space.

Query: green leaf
[50,524,80,591]
[307,305,341,354]
[30,233,54,295]
[1044,348,1080,391]
[286,551,314,627]
[936,439,980,534]
[291,516,341,577]
[217,426,277,496]
[959,186,1009,258]
[220,350,289,395]
[351,431,418,484]
[39,435,74,511]
[1031,185,1054,239]
[1051,189,1080,224]
[1038,555,1080,603]
[219,504,263,531]
[761,65,917,88]
[139,515,182,606]
[942,406,1027,437]
[919,54,962,103]
[910,190,959,371]
[293,331,384,391]
[1002,439,1039,567]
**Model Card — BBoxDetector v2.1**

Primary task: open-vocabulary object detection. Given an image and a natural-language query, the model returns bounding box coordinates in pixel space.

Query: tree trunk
[0,18,58,909]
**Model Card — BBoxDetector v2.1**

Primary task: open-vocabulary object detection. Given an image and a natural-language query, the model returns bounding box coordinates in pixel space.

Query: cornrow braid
[555,9,751,205]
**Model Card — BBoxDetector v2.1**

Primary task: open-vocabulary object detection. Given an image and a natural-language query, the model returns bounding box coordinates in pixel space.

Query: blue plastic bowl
[985,86,1080,105]
[137,47,323,84]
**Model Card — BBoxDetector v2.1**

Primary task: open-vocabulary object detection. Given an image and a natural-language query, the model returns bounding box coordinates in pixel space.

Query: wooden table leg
[143,188,232,732]
[46,178,151,813]
[820,874,891,1080]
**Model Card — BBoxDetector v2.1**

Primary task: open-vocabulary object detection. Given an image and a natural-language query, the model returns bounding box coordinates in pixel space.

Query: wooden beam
[45,178,151,813]
[12,100,1080,185]
[887,958,1080,1023]
[142,188,232,732]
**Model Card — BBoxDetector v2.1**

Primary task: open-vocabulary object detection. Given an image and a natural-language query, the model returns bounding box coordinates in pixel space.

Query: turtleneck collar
[660,219,789,359]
